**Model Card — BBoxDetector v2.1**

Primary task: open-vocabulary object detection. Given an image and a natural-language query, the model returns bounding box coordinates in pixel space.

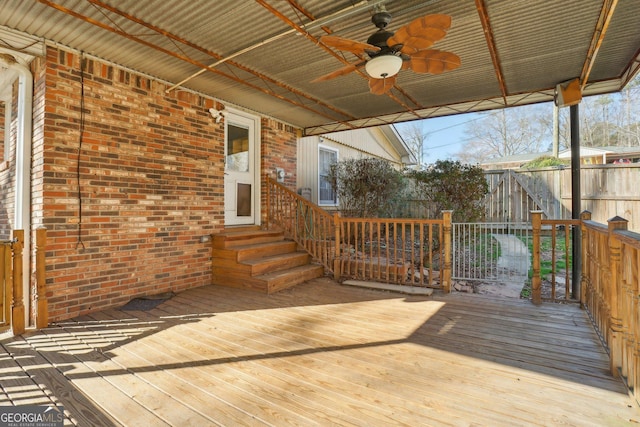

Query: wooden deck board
[1,277,638,426]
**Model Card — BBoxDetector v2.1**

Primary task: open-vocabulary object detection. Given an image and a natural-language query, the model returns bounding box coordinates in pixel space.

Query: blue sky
[396,113,482,161]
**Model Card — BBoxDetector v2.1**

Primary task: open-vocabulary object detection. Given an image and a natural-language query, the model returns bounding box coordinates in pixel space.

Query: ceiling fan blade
[312,61,365,82]
[369,76,397,95]
[408,50,461,74]
[387,14,452,55]
[320,35,381,56]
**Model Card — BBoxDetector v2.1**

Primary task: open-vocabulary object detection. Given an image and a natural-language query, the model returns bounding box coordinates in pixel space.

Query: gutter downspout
[1,54,33,327]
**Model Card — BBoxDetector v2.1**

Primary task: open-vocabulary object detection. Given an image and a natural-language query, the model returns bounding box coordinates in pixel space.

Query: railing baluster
[35,227,48,329]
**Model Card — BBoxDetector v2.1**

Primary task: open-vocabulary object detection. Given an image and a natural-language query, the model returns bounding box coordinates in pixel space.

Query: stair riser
[212,241,298,262]
[212,265,324,293]
[250,253,310,276]
[213,231,284,249]
[212,252,310,275]
[236,241,298,262]
[267,266,324,293]
[211,271,270,292]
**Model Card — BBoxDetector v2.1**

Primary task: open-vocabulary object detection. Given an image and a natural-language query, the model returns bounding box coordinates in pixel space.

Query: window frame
[318,144,338,207]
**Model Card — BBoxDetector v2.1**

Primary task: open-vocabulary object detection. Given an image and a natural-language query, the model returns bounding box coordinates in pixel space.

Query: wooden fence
[485,164,640,229]
[266,178,451,291]
[0,228,47,335]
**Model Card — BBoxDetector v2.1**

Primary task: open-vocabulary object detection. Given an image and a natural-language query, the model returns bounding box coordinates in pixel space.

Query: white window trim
[318,144,338,207]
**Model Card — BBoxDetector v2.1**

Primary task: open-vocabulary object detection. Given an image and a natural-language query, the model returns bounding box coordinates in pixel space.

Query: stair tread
[216,229,283,240]
[232,240,295,251]
[256,264,323,280]
[242,251,308,266]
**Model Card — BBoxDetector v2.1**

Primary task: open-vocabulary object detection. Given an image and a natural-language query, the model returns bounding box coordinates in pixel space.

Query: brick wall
[29,47,299,321]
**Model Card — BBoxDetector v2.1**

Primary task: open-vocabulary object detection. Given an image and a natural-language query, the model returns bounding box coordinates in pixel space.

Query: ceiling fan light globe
[365,55,402,79]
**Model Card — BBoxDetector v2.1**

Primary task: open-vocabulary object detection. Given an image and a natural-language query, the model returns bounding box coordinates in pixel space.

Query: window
[318,146,337,205]
[226,124,250,172]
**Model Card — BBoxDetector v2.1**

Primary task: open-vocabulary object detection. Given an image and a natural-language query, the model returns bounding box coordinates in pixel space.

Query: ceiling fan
[313,8,461,95]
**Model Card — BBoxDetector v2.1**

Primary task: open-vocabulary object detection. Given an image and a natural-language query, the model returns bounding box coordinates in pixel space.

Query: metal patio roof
[0,0,638,135]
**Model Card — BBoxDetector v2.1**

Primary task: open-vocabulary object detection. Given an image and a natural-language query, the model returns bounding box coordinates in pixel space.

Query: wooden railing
[267,178,337,272]
[336,215,451,291]
[266,178,451,291]
[530,212,581,304]
[580,211,640,404]
[0,228,47,335]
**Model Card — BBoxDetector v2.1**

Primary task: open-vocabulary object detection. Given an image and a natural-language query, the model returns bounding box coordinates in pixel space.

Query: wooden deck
[1,278,637,426]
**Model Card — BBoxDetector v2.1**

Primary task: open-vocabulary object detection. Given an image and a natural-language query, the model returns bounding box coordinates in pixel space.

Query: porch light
[365,55,402,79]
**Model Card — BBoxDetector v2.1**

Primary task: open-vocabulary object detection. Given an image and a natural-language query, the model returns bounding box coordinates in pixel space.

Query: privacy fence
[484,164,639,229]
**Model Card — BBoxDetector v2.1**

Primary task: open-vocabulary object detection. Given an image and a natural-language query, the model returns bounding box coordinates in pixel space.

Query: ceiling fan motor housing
[371,10,392,29]
[367,30,395,53]
[367,11,395,56]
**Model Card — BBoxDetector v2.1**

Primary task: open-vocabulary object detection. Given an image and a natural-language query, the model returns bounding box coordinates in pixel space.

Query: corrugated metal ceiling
[0,0,638,135]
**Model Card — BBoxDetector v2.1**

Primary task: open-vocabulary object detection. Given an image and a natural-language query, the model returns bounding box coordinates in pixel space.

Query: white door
[224,111,259,226]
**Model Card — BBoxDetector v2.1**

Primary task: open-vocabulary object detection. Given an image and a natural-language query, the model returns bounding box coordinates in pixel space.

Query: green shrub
[328,158,404,218]
[407,160,488,222]
[525,156,568,168]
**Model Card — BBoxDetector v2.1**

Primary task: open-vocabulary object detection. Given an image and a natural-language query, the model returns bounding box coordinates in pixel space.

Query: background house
[296,125,414,208]
[557,146,640,165]
[481,146,640,169]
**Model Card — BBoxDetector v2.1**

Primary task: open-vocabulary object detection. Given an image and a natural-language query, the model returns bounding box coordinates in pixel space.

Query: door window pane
[227,124,249,172]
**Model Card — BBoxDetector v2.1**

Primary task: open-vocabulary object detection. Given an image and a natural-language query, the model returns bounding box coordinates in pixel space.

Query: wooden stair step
[256,264,324,293]
[213,229,284,249]
[213,251,310,275]
[242,251,310,275]
[235,240,298,261]
[212,240,298,262]
[211,264,324,294]
[211,228,323,294]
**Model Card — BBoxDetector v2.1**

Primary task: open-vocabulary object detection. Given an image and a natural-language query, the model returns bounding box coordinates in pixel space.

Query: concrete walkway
[475,234,531,298]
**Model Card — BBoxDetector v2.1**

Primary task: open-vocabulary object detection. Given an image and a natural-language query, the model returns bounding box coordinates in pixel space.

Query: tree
[396,122,429,167]
[328,158,404,218]
[456,105,551,163]
[454,74,640,163]
[576,78,640,147]
[407,160,488,222]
